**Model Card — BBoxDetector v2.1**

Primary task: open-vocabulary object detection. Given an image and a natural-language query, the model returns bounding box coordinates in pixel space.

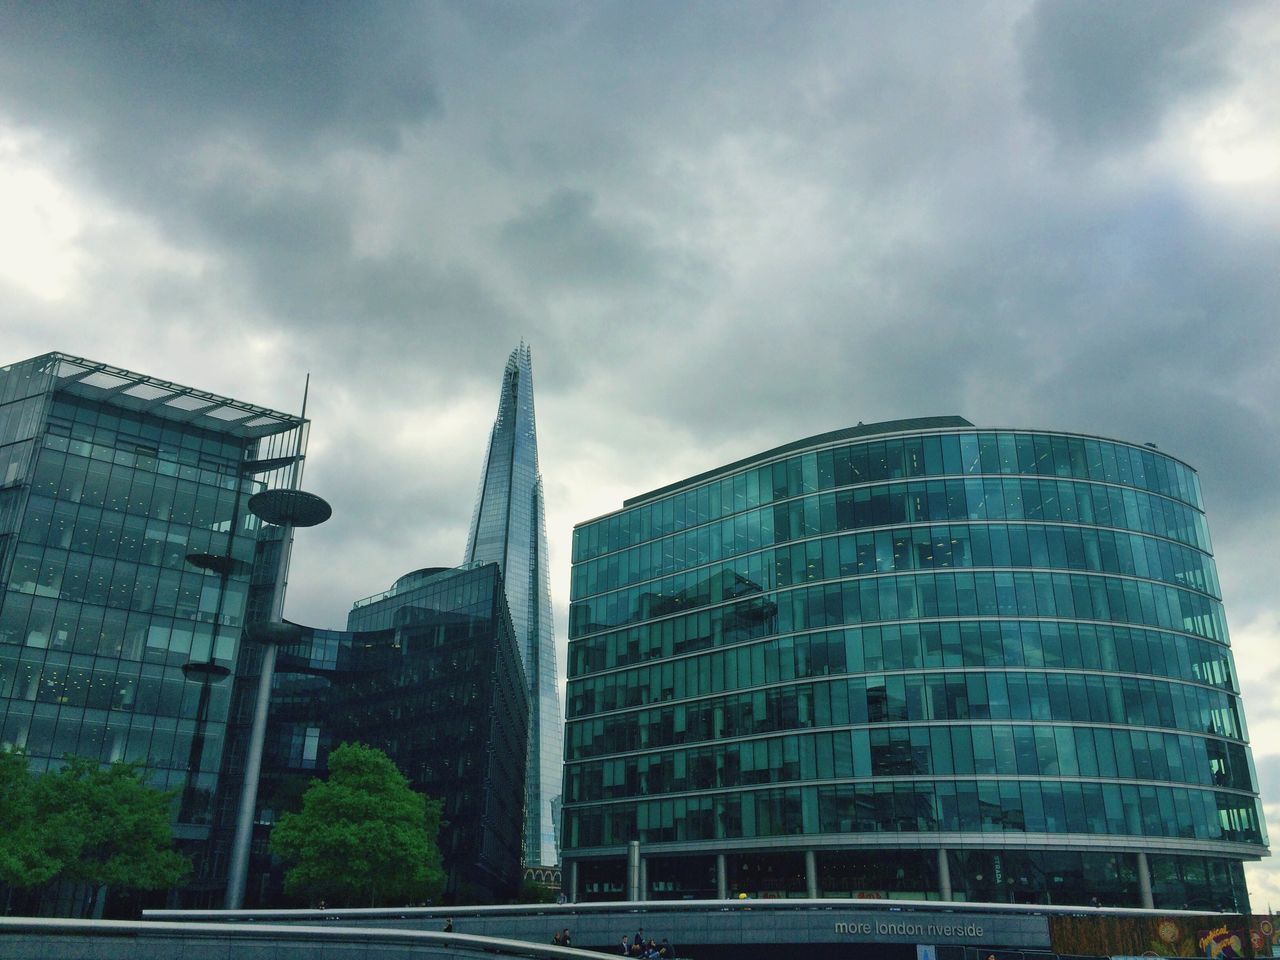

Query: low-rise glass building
[562,418,1266,910]
[231,563,529,905]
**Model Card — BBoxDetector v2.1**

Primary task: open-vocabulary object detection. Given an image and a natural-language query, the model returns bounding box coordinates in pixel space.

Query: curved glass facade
[562,419,1266,910]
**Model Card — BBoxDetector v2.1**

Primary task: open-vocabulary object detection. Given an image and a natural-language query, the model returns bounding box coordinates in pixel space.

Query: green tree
[0,749,60,892]
[35,756,190,915]
[270,742,445,907]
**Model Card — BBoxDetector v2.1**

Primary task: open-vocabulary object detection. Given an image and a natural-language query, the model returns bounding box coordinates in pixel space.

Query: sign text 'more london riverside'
[829,910,1048,946]
[836,920,983,938]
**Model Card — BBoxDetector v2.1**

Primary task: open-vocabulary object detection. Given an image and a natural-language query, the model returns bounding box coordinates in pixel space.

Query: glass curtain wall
[562,420,1265,910]
[463,344,562,866]
[0,352,306,910]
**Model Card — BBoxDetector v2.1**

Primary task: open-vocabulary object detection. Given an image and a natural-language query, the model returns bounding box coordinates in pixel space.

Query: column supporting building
[1136,851,1154,909]
[937,848,952,901]
[805,850,818,899]
[716,854,727,899]
[627,841,641,901]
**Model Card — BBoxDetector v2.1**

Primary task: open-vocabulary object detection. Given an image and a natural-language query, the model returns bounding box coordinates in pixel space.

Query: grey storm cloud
[499,188,665,291]
[1018,0,1243,150]
[0,1,439,156]
[189,181,518,368]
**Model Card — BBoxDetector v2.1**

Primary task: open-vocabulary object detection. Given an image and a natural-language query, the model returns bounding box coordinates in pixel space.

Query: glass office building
[0,352,306,910]
[562,418,1266,910]
[229,563,529,905]
[464,344,562,867]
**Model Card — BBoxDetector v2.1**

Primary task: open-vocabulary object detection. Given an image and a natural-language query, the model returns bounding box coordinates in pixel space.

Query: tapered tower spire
[465,344,562,867]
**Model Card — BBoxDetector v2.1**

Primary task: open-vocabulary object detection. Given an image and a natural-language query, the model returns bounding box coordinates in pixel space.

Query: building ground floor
[564,846,1252,913]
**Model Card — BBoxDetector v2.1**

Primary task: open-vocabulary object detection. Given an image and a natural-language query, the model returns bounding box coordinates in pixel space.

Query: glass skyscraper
[0,352,306,910]
[464,344,562,867]
[562,418,1266,910]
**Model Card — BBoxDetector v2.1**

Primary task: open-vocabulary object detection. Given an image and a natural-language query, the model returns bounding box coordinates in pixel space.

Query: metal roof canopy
[34,352,306,440]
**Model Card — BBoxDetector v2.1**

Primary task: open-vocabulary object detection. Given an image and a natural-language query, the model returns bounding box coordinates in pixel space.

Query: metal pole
[224,640,281,909]
[225,387,308,910]
[179,677,214,822]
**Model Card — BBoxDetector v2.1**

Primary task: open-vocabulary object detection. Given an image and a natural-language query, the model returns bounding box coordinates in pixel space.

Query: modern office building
[0,352,307,910]
[562,417,1266,911]
[464,344,562,867]
[230,562,529,905]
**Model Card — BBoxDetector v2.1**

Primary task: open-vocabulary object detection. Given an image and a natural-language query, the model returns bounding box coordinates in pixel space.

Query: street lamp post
[224,386,331,911]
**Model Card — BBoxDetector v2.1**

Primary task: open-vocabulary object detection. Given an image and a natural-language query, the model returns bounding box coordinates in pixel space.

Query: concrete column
[226,640,280,909]
[227,489,300,909]
[805,849,818,899]
[627,841,641,902]
[937,848,952,901]
[716,854,728,899]
[639,857,648,902]
[568,861,578,903]
[1136,851,1154,909]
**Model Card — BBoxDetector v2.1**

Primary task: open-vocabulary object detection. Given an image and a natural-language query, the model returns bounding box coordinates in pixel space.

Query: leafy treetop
[270,742,445,907]
[0,749,190,914]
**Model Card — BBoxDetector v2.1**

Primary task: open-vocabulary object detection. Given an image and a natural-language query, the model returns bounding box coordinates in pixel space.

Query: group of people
[620,928,673,958]
[551,928,573,946]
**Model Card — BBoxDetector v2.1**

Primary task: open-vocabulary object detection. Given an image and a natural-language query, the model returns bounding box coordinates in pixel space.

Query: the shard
[464,343,562,867]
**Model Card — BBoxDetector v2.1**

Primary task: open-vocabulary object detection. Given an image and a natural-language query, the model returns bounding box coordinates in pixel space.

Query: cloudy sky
[1,0,1278,899]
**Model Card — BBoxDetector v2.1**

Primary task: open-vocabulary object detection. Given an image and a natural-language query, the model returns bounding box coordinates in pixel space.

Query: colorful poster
[1199,925,1245,959]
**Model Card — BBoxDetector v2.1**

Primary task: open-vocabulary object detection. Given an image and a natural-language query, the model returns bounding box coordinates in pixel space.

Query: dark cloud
[1018,0,1241,150]
[500,188,664,291]
[0,1,439,157]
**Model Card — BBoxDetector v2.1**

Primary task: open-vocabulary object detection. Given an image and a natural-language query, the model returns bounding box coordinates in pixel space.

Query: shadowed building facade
[0,352,307,911]
[236,563,529,905]
[562,418,1266,911]
[464,344,562,867]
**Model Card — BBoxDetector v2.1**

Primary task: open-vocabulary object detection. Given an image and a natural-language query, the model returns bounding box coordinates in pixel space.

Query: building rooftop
[622,415,975,508]
[10,351,306,439]
[349,563,491,611]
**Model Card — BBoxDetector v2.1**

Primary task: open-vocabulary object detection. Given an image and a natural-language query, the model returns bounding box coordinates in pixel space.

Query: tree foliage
[0,750,189,913]
[0,749,60,889]
[36,756,190,896]
[270,742,445,907]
